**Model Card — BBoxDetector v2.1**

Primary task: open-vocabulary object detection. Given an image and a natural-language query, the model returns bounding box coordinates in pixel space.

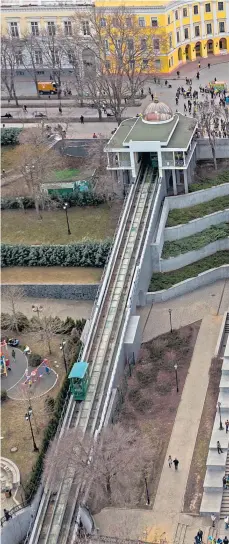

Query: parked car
[33,112,47,118]
[1,113,13,118]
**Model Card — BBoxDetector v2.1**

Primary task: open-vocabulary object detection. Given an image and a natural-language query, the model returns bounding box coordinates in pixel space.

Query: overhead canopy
[68,361,88,379]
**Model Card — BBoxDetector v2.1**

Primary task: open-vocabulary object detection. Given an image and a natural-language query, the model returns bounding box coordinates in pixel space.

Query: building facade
[1,0,229,74]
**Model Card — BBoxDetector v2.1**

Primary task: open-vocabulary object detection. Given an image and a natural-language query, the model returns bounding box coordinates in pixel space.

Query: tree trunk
[98,108,102,121]
[12,85,19,106]
[34,196,43,219]
[106,476,112,501]
[210,140,217,170]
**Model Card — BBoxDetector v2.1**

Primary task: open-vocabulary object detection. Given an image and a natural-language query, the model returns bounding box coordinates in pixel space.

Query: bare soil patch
[115,321,200,509]
[183,355,222,513]
[1,266,102,284]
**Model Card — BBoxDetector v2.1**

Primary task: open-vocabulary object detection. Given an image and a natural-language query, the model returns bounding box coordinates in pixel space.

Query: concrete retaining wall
[1,284,99,301]
[146,265,229,303]
[164,209,229,241]
[160,238,229,272]
[197,138,229,160]
[168,183,229,209]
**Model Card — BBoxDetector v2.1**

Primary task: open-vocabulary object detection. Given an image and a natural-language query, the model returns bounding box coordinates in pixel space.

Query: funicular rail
[30,164,157,544]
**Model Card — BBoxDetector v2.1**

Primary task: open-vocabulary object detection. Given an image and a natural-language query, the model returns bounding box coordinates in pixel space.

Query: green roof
[124,115,178,144]
[105,118,137,149]
[164,114,197,149]
[68,361,88,379]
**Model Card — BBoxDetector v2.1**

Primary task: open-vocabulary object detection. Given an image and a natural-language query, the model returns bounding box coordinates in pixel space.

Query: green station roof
[106,113,196,151]
[68,361,88,379]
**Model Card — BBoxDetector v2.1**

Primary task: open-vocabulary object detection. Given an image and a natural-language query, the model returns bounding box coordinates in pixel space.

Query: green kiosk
[68,361,89,401]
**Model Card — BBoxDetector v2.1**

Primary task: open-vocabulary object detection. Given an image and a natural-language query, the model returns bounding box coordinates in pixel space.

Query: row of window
[172,1,224,21]
[9,20,89,38]
[11,48,77,66]
[103,37,160,52]
[175,20,225,42]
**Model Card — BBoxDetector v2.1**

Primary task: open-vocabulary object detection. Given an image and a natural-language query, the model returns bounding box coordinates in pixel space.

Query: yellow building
[1,0,229,74]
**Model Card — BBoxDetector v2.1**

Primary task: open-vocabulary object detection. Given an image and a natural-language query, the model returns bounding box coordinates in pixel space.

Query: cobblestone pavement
[138,279,229,343]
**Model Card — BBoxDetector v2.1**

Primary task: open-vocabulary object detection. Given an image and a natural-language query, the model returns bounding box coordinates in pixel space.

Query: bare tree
[44,423,153,509]
[1,286,25,333]
[1,35,20,105]
[196,100,222,170]
[20,32,42,97]
[40,27,66,97]
[72,8,168,124]
[10,128,63,217]
[31,314,61,355]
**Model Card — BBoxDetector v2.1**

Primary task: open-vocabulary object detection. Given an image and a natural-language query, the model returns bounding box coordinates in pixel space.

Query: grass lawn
[1,266,102,284]
[162,223,229,259]
[2,204,120,245]
[52,168,80,181]
[190,171,229,192]
[167,195,229,227]
[1,332,66,490]
[1,146,18,171]
[149,250,229,291]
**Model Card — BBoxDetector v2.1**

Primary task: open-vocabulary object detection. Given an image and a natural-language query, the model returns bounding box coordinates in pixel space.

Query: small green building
[68,361,89,401]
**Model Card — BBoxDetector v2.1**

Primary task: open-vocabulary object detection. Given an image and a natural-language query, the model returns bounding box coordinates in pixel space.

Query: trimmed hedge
[149,250,229,291]
[1,127,22,146]
[1,191,105,210]
[190,171,229,192]
[1,240,112,268]
[162,223,229,258]
[167,196,229,227]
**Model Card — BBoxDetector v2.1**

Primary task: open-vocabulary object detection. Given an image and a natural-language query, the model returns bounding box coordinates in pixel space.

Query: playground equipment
[22,359,51,387]
[0,341,10,377]
[68,361,89,401]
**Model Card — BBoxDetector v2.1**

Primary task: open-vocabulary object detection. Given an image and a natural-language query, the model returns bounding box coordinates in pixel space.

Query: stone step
[200,490,222,515]
[209,432,229,450]
[222,361,229,375]
[204,469,225,491]
[220,375,229,390]
[207,451,227,469]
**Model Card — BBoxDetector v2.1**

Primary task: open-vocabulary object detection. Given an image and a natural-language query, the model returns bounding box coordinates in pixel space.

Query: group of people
[168,455,179,469]
[194,529,203,544]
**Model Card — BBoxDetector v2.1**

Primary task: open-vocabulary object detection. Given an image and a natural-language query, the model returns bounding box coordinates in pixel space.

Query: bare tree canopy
[1,35,20,105]
[196,100,224,170]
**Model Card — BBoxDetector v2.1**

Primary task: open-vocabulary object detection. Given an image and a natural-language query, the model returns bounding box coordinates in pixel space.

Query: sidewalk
[94,315,222,542]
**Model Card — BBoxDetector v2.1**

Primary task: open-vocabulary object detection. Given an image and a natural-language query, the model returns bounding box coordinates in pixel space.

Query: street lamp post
[168,308,173,333]
[63,202,71,235]
[174,364,179,393]
[144,476,150,506]
[218,401,224,430]
[25,407,39,452]
[32,304,43,320]
[60,340,68,374]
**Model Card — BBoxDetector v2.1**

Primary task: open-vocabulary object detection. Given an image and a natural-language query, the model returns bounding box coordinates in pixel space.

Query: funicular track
[30,165,158,544]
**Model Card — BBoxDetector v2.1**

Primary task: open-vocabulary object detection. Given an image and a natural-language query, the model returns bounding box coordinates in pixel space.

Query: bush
[45,396,55,414]
[1,390,8,402]
[29,353,42,367]
[1,241,111,268]
[1,128,22,146]
[167,196,229,227]
[162,223,229,259]
[149,250,229,291]
[190,171,229,192]
[1,190,105,210]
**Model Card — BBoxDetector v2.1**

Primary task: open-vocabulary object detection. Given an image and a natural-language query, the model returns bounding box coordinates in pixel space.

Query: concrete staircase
[220,450,229,518]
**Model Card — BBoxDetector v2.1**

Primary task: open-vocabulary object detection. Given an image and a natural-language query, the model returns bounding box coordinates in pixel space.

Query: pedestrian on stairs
[211,514,216,527]
[225,420,229,433]
[224,517,229,530]
[223,475,227,488]
[217,440,223,454]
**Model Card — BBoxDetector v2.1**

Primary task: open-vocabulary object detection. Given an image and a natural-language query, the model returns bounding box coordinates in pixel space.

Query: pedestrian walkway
[94,315,222,542]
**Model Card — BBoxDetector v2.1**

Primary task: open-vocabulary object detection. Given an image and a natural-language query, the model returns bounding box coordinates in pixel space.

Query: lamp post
[25,407,39,452]
[168,308,173,332]
[63,202,71,235]
[218,401,224,430]
[60,340,68,374]
[32,304,43,320]
[144,476,150,506]
[174,364,179,392]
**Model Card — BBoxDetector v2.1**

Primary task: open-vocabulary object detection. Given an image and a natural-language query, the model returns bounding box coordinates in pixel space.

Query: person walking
[177,71,180,78]
[211,514,216,527]
[4,509,12,521]
[184,103,187,112]
[223,537,229,544]
[151,93,154,101]
[59,105,62,115]
[11,349,16,363]
[197,530,203,543]
[224,517,229,530]
[168,455,173,468]
[225,420,229,433]
[198,62,201,69]
[92,132,97,138]
[223,475,227,488]
[208,63,211,69]
[173,458,179,470]
[23,105,27,112]
[217,440,223,454]
[80,115,84,124]
[196,71,200,80]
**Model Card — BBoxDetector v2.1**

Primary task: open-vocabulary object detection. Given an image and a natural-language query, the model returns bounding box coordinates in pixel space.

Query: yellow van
[37,81,57,95]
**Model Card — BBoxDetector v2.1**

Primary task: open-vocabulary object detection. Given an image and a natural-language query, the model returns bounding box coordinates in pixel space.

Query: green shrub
[29,353,42,367]
[1,190,105,210]
[1,390,7,402]
[190,171,229,192]
[162,223,229,258]
[1,128,22,146]
[149,250,229,291]
[1,240,112,268]
[45,396,55,415]
[167,196,229,227]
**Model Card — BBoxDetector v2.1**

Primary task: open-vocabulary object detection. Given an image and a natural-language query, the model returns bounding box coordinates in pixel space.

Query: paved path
[94,315,222,542]
[1,296,93,321]
[138,279,229,343]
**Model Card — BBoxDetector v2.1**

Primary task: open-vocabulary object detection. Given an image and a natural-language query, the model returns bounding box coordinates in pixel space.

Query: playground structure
[22,359,50,388]
[0,340,10,377]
